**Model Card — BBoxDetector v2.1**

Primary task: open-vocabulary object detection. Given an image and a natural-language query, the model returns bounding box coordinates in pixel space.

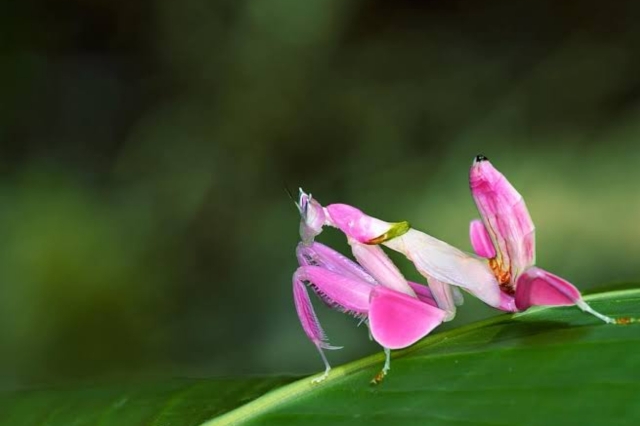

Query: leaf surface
[1,289,639,426]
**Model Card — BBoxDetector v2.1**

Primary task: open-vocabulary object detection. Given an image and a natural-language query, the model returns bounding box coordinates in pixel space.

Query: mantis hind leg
[516,267,614,324]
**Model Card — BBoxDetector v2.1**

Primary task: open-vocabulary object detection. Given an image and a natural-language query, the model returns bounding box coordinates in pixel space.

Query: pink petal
[469,219,497,258]
[369,286,446,349]
[514,266,581,310]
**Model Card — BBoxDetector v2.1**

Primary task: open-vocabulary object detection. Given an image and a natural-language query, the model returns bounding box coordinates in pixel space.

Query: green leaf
[1,289,639,426]
[0,377,297,426]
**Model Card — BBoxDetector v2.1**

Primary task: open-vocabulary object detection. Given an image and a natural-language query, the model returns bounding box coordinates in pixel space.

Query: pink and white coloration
[469,154,614,322]
[296,190,418,298]
[300,193,506,318]
[294,190,449,382]
[293,241,445,382]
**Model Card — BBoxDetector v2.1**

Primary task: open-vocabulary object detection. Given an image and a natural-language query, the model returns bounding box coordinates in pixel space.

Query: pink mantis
[292,155,614,383]
[293,192,447,383]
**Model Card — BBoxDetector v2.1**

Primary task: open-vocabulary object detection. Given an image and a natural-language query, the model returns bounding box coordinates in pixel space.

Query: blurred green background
[2,0,640,389]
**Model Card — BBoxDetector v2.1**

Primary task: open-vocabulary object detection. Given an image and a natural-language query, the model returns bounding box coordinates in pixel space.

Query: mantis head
[296,188,327,245]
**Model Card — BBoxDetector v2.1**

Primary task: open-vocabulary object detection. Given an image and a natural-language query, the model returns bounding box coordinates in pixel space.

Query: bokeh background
[2,0,640,390]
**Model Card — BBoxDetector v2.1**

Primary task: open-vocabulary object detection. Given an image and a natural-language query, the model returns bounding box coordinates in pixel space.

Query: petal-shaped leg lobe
[515,266,583,310]
[470,219,497,258]
[350,241,416,297]
[515,267,614,323]
[498,292,518,312]
[297,242,376,284]
[369,286,446,349]
[426,277,458,321]
[407,281,438,307]
[294,265,372,315]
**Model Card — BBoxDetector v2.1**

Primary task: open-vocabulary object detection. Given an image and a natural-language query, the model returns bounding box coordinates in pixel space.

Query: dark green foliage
[1,289,638,426]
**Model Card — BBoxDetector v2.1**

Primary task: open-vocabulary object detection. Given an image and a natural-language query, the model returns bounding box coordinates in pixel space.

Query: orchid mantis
[292,190,495,382]
[292,155,615,383]
[468,154,614,322]
[294,192,447,382]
